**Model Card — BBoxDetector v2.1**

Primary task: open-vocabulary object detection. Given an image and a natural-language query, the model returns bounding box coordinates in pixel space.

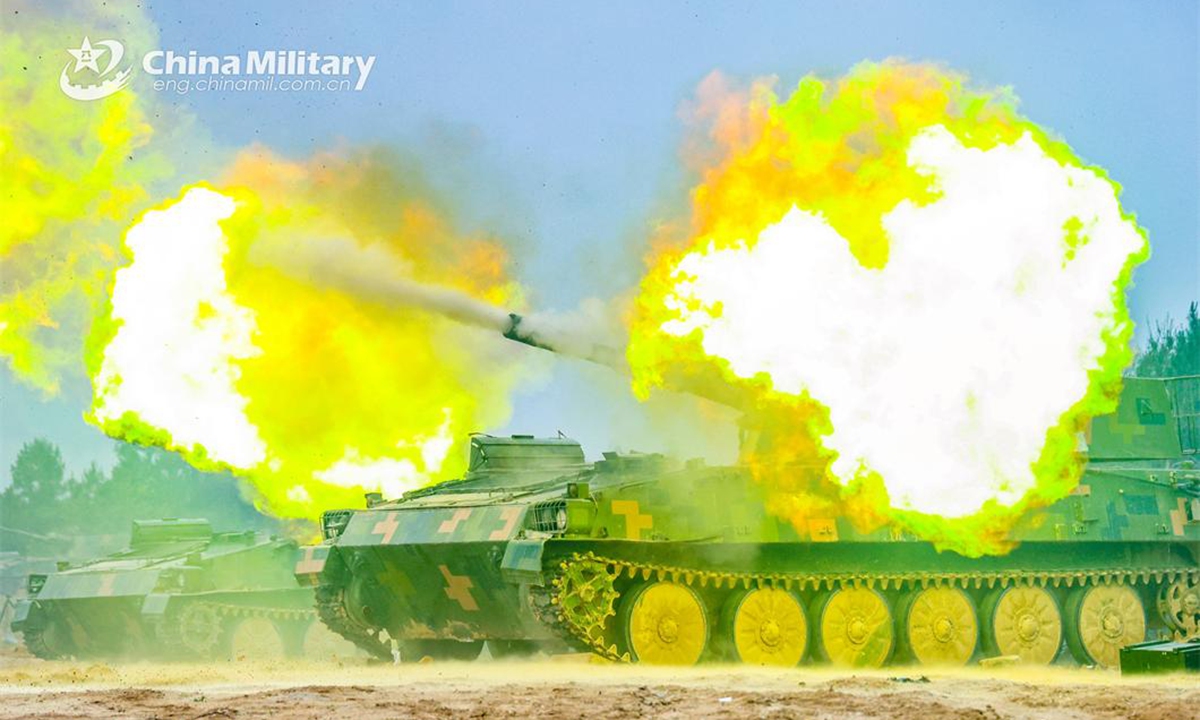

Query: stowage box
[1119,640,1200,675]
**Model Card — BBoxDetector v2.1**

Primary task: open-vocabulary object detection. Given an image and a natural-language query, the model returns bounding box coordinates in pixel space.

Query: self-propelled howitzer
[300,373,1200,669]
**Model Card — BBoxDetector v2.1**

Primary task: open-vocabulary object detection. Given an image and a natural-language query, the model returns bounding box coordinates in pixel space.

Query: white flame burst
[91,186,460,503]
[92,187,268,468]
[660,126,1145,517]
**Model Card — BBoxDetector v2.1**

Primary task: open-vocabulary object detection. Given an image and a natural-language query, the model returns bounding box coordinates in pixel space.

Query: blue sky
[150,1,1198,313]
[4,0,1198,482]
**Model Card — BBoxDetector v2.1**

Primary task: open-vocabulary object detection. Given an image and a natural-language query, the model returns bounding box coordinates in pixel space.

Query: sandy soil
[0,647,1196,720]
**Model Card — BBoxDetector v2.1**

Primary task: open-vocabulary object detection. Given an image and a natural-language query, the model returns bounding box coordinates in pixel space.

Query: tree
[3,439,67,513]
[6,439,66,505]
[3,439,278,553]
[1,439,68,552]
[86,444,259,534]
[1134,301,1200,378]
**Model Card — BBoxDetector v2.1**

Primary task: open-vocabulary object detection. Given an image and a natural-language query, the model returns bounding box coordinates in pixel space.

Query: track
[314,584,393,661]
[540,552,1200,668]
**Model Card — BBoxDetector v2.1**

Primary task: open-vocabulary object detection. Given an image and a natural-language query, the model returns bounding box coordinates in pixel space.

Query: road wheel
[619,581,709,665]
[344,573,394,629]
[814,587,894,668]
[229,616,286,661]
[1065,585,1146,668]
[400,639,484,662]
[982,586,1062,665]
[723,588,807,666]
[898,587,978,667]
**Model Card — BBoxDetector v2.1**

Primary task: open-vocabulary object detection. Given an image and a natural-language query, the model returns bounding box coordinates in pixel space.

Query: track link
[314,583,392,661]
[545,552,1200,665]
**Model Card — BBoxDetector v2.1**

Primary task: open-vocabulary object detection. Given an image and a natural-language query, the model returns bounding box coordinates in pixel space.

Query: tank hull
[304,378,1200,666]
[13,519,343,661]
[306,465,1199,666]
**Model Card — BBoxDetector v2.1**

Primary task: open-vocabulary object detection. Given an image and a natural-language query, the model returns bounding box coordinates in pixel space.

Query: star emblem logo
[59,36,133,101]
[67,36,106,74]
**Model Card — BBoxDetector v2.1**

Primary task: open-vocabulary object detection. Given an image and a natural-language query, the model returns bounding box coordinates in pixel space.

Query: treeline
[0,440,276,556]
[1133,301,1199,378]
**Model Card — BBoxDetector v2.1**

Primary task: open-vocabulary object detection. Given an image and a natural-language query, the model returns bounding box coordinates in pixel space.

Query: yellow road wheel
[229,617,285,661]
[816,587,894,667]
[728,588,807,666]
[901,587,978,666]
[983,586,1062,665]
[621,581,709,665]
[1066,585,1146,668]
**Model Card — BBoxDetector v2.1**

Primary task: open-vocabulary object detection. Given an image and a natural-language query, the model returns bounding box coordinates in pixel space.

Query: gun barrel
[502,313,626,371]
[501,312,744,410]
[502,313,553,351]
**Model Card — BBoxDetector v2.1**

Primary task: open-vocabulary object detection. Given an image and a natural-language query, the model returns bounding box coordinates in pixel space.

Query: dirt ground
[0,646,1196,720]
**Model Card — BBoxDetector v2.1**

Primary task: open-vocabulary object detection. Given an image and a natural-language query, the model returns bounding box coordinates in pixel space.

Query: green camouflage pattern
[13,519,317,660]
[303,377,1200,662]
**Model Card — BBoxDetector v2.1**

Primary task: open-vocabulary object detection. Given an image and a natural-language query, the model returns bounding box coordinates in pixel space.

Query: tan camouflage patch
[1171,498,1186,536]
[372,514,400,544]
[294,546,325,575]
[489,507,521,540]
[439,564,479,611]
[438,509,473,534]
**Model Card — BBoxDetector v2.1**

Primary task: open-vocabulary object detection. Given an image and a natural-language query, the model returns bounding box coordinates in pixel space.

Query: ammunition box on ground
[1119,640,1200,675]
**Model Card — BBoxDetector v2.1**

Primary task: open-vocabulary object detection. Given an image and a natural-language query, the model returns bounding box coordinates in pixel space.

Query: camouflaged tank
[300,374,1199,669]
[12,518,352,661]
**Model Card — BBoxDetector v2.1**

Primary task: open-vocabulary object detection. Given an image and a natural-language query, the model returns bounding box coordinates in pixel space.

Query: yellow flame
[630,61,1147,556]
[4,8,526,524]
[89,149,526,520]
[0,10,168,394]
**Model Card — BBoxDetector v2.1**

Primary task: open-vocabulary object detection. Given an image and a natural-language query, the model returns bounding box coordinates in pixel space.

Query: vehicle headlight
[530,498,594,535]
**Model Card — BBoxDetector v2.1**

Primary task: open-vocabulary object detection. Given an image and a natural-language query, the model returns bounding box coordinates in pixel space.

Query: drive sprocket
[551,553,623,659]
[19,605,74,660]
[1158,576,1200,640]
[174,602,226,658]
[314,583,392,660]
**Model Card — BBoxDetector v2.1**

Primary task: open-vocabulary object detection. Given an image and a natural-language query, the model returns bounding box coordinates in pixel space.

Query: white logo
[60,37,133,101]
